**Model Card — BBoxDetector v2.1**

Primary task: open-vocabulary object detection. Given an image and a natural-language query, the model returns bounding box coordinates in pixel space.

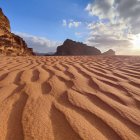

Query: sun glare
[132,35,140,50]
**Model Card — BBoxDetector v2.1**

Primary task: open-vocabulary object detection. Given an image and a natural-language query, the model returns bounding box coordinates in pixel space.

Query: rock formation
[55,39,101,56]
[0,8,34,56]
[102,49,116,55]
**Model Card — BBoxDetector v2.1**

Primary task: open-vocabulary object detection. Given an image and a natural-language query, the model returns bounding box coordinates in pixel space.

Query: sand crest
[0,56,140,140]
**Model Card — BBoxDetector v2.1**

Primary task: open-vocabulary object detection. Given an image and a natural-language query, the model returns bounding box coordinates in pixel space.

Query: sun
[132,35,140,50]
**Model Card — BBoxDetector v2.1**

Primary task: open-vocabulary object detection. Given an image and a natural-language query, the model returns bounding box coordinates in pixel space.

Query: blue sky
[0,0,140,55]
[0,0,93,41]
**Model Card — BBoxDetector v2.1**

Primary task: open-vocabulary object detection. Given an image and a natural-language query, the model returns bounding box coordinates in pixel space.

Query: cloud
[62,20,67,27]
[16,32,61,53]
[85,0,115,20]
[62,19,81,28]
[86,0,140,34]
[114,0,140,34]
[86,35,132,54]
[87,21,128,39]
[68,20,81,28]
[85,0,140,55]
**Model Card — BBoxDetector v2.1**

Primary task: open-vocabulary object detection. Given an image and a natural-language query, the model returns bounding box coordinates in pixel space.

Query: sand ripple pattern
[0,56,140,140]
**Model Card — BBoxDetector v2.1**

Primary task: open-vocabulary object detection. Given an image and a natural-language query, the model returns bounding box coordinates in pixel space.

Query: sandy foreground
[0,56,140,140]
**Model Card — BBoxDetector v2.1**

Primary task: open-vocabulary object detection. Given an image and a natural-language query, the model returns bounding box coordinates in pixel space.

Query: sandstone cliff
[0,8,34,56]
[55,39,101,56]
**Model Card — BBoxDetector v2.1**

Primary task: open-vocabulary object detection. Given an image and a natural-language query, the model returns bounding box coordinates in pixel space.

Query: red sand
[0,56,140,140]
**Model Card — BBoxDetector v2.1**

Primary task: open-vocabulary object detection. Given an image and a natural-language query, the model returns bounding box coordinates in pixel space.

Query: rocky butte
[55,39,101,56]
[0,8,34,56]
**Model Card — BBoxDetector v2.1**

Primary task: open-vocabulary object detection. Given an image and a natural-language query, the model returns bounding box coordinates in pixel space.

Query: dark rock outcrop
[102,49,115,55]
[55,39,101,56]
[0,8,34,56]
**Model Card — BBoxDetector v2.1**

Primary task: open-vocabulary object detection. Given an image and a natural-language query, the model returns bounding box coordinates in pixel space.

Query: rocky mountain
[102,49,116,55]
[55,39,101,56]
[0,8,34,56]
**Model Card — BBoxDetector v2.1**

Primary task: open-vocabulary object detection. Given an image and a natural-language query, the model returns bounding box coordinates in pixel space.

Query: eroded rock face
[55,39,101,56]
[0,8,34,56]
[0,8,10,36]
[102,49,116,55]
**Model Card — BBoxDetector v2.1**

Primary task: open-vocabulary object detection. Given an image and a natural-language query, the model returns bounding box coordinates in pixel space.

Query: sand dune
[0,56,140,140]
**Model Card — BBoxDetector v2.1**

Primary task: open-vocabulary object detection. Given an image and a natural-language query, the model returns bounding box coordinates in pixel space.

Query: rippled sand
[0,56,140,140]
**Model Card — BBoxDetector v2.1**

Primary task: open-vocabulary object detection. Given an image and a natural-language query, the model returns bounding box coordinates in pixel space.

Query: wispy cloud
[62,20,67,27]
[15,32,62,53]
[62,19,81,28]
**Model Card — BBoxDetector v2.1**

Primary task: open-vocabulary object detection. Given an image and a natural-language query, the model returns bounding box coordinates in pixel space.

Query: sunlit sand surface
[0,56,140,140]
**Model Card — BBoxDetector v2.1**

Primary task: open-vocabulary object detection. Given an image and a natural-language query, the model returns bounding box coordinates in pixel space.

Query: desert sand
[0,56,140,140]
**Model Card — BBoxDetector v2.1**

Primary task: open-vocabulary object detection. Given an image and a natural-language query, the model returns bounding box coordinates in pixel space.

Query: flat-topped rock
[55,39,101,55]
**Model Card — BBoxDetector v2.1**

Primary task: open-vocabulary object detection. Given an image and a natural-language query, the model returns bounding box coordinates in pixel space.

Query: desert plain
[0,56,140,140]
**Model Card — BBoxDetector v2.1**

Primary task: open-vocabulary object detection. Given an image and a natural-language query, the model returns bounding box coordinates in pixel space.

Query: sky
[0,0,140,55]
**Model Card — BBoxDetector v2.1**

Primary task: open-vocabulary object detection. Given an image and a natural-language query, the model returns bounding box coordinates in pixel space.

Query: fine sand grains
[0,56,140,140]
